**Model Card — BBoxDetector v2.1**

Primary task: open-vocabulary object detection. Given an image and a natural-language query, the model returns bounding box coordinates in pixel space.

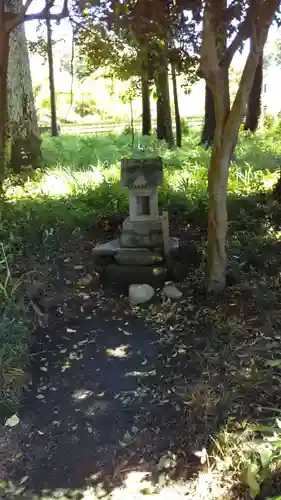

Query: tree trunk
[201,83,216,147]
[171,63,181,148]
[7,0,41,174]
[155,51,174,148]
[156,76,165,140]
[46,15,58,137]
[0,31,9,192]
[207,143,230,293]
[141,71,151,135]
[244,52,263,132]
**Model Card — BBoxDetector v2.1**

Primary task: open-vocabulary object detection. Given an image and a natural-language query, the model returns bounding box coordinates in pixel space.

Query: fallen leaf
[19,476,29,485]
[5,414,20,427]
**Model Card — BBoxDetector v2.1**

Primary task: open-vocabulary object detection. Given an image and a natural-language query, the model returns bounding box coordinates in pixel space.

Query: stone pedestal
[120,217,164,249]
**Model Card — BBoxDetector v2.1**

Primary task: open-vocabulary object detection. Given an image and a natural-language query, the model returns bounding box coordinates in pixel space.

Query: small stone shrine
[93,157,179,287]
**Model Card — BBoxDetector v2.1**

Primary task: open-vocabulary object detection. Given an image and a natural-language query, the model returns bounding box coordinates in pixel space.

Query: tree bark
[244,52,263,132]
[141,71,151,136]
[46,14,58,137]
[171,63,181,148]
[0,31,9,192]
[7,0,41,173]
[201,83,216,147]
[156,77,165,140]
[207,143,230,292]
[155,50,174,148]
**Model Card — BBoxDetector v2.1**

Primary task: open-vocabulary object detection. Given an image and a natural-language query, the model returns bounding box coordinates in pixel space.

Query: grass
[2,125,281,496]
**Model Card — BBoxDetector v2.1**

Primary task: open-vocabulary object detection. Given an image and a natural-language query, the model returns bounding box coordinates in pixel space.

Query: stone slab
[115,248,163,266]
[120,217,164,248]
[92,238,120,257]
[120,231,163,249]
[104,264,167,286]
[122,217,163,233]
[121,157,164,187]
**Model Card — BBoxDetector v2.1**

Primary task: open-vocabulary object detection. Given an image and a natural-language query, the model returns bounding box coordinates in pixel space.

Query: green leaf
[259,446,273,469]
[265,359,281,368]
[5,414,20,427]
[245,463,260,499]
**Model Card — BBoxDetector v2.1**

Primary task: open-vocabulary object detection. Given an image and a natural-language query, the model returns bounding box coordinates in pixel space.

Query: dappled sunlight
[72,389,93,402]
[106,344,130,358]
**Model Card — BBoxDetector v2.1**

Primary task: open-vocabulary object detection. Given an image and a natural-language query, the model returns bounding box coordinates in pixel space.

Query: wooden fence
[39,116,203,135]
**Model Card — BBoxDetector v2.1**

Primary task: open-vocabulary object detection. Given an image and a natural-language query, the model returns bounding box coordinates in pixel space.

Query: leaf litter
[5,223,281,499]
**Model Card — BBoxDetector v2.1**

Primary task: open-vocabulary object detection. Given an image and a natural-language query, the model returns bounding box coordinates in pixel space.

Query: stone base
[115,248,163,266]
[92,238,120,257]
[120,217,164,248]
[104,264,167,286]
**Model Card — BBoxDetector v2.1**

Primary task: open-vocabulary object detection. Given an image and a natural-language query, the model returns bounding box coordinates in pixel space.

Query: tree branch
[222,0,280,150]
[24,0,69,22]
[5,0,34,32]
[199,0,222,88]
[5,0,69,32]
[222,3,254,67]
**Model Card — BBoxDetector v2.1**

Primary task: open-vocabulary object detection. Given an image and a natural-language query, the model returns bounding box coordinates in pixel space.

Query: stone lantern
[93,156,179,286]
[120,157,165,249]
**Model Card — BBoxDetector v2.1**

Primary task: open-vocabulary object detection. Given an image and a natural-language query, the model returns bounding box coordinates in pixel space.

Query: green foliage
[40,96,51,109]
[0,244,30,415]
[74,96,97,117]
[263,114,276,131]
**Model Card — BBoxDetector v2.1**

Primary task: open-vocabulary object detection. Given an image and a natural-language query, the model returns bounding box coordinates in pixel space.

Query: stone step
[92,238,120,257]
[104,264,167,286]
[115,248,163,266]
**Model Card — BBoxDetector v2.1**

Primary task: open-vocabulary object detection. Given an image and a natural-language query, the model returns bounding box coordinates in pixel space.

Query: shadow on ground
[3,186,281,499]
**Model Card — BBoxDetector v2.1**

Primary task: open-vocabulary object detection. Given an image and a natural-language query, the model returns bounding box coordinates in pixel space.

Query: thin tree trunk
[46,15,58,137]
[141,71,151,135]
[201,83,216,147]
[244,52,263,132]
[207,143,230,293]
[156,76,165,140]
[0,31,9,192]
[7,0,41,173]
[155,53,174,148]
[130,96,135,149]
[171,63,181,148]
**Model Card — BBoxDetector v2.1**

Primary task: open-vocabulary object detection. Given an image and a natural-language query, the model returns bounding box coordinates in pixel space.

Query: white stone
[163,285,183,299]
[168,237,180,252]
[129,284,155,304]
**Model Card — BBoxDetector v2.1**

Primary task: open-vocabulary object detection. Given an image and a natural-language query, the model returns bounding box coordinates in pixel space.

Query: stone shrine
[120,157,164,249]
[93,157,179,287]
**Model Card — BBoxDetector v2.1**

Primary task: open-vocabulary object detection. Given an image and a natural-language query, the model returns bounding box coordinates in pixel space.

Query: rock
[115,248,163,266]
[92,238,120,257]
[168,237,180,254]
[77,273,94,287]
[104,264,167,286]
[129,284,155,304]
[163,284,183,299]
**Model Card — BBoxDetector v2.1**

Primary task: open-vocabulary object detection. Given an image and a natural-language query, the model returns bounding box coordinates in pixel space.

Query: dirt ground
[2,221,281,499]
